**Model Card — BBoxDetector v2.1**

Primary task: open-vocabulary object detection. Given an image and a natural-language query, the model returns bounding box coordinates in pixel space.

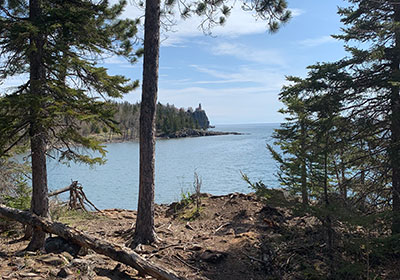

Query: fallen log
[0,204,184,280]
[48,181,78,197]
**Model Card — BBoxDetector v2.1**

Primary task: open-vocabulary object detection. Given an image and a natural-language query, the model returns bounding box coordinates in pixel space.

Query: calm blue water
[46,123,279,209]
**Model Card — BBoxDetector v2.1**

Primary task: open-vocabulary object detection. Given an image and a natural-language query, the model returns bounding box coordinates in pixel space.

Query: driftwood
[49,181,101,212]
[0,205,184,280]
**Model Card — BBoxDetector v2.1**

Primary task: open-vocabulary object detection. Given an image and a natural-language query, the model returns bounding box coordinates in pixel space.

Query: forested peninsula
[82,102,238,141]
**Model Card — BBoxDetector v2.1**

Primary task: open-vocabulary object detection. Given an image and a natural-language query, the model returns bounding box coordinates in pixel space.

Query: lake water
[47,123,280,209]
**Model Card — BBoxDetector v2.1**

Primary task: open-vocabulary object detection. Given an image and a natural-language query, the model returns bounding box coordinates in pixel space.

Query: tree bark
[323,137,334,265]
[391,2,400,235]
[133,0,161,246]
[0,205,183,280]
[27,0,49,251]
[48,182,77,197]
[300,121,309,206]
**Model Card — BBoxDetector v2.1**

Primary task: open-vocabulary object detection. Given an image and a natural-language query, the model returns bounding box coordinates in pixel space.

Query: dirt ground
[0,192,399,280]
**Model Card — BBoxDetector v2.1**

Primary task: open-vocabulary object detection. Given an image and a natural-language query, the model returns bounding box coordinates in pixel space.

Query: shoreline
[157,128,243,139]
[100,128,243,143]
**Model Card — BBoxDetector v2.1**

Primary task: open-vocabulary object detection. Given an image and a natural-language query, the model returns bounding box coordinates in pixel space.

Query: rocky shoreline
[99,129,242,143]
[157,128,242,139]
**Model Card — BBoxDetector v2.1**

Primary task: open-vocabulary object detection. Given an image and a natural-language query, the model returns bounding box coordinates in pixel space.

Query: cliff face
[192,104,210,129]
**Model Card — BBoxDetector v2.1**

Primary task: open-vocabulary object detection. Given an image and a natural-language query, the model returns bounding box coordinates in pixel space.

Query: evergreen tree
[333,0,400,234]
[268,76,313,206]
[269,64,365,263]
[131,0,291,246]
[133,0,161,246]
[0,0,139,250]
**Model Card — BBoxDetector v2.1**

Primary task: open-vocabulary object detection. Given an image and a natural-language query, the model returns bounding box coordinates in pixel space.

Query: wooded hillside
[81,102,210,141]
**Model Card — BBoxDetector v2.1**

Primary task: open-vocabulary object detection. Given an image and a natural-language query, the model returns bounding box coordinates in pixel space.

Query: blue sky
[106,0,350,125]
[2,1,350,125]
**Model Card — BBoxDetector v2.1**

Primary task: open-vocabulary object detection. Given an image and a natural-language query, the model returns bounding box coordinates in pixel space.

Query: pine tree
[333,0,400,234]
[0,0,139,250]
[131,0,291,246]
[133,0,161,246]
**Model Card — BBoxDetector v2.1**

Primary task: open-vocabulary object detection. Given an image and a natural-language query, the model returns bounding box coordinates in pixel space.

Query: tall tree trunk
[341,161,347,202]
[390,3,400,235]
[132,0,160,247]
[300,121,309,206]
[26,0,49,251]
[323,137,334,267]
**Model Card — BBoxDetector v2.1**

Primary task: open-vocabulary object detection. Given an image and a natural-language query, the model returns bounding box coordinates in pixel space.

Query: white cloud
[154,85,284,124]
[189,64,286,89]
[290,8,305,17]
[142,63,288,123]
[120,1,303,47]
[211,42,286,66]
[298,35,336,47]
[0,74,28,94]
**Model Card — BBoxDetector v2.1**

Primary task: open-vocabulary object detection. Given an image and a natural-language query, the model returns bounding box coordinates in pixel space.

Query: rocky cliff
[191,104,210,129]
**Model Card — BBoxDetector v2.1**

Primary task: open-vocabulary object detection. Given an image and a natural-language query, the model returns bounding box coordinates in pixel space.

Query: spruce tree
[334,0,400,234]
[0,0,139,250]
[268,76,313,206]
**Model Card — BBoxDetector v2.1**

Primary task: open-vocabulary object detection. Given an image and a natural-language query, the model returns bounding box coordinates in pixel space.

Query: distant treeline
[81,102,210,141]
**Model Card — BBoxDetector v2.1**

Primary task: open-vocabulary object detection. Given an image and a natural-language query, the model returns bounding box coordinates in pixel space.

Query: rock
[57,267,73,278]
[192,105,210,129]
[199,250,227,263]
[45,237,81,256]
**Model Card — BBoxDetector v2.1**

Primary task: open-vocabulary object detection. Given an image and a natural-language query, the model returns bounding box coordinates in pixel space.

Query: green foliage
[193,172,202,214]
[157,103,209,135]
[241,172,294,208]
[179,190,194,207]
[241,171,271,198]
[334,262,365,280]
[2,181,31,211]
[180,206,202,221]
[369,234,400,265]
[175,172,203,221]
[0,0,140,165]
[0,156,31,210]
[164,0,290,33]
[82,101,210,141]
[262,1,400,276]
